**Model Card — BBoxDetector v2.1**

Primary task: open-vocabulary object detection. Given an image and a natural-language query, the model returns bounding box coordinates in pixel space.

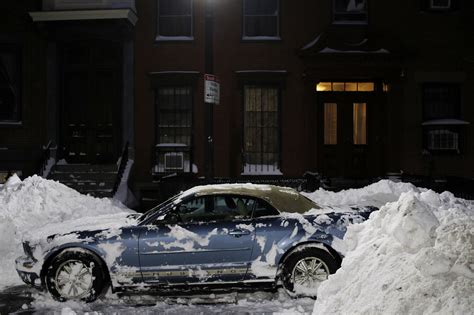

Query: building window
[333,0,368,24]
[243,86,281,175]
[421,0,458,11]
[324,103,338,145]
[423,83,460,120]
[422,83,464,153]
[316,82,374,92]
[353,103,367,145]
[157,0,193,40]
[154,86,193,173]
[0,48,21,122]
[243,0,279,39]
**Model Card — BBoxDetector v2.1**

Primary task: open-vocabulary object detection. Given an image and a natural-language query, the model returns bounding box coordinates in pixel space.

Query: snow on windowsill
[155,143,188,148]
[242,36,281,41]
[301,34,322,50]
[0,121,22,126]
[241,165,283,176]
[421,119,470,126]
[155,35,194,41]
[319,47,390,54]
[235,70,287,74]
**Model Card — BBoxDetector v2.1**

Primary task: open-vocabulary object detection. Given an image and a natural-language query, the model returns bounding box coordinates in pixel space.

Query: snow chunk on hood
[313,189,474,315]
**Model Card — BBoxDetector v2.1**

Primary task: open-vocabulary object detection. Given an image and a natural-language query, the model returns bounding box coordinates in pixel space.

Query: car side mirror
[164,212,180,224]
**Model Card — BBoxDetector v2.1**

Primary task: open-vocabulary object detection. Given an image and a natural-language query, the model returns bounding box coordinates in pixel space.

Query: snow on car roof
[178,183,320,213]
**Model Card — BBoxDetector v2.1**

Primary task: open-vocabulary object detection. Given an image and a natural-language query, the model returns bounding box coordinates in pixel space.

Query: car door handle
[229,229,250,237]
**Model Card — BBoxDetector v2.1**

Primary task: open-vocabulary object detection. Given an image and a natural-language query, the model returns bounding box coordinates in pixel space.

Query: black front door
[60,41,122,164]
[318,92,375,178]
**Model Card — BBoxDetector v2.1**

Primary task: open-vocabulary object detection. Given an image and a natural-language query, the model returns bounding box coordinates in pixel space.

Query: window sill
[155,36,194,42]
[331,21,368,25]
[242,36,281,42]
[0,121,22,127]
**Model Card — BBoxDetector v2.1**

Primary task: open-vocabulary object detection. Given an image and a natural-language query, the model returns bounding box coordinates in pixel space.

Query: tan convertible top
[179,183,320,213]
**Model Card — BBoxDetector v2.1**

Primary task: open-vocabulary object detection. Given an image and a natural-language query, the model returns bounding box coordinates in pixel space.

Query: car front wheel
[44,249,108,302]
[281,247,338,297]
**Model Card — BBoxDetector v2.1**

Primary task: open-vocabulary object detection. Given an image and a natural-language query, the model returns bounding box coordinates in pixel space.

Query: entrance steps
[47,163,118,198]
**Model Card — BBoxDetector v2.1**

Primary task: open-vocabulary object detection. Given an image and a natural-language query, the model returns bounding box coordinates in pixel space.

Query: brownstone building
[1,0,473,205]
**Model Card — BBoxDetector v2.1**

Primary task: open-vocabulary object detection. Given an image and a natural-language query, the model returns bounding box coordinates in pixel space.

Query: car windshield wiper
[137,195,180,224]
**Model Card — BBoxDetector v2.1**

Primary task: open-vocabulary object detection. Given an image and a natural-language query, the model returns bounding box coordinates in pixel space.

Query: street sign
[204,74,220,104]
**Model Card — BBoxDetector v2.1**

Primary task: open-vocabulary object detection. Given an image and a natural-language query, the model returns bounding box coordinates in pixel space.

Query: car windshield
[136,195,180,224]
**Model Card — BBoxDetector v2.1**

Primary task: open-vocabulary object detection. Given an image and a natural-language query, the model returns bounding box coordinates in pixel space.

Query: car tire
[44,248,108,302]
[281,246,339,297]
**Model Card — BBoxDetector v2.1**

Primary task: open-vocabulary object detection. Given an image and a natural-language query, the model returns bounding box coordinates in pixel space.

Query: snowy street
[1,176,473,314]
[0,285,315,314]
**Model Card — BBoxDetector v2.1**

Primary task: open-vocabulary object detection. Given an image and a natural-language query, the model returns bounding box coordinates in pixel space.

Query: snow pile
[312,186,474,314]
[303,179,419,208]
[0,175,132,289]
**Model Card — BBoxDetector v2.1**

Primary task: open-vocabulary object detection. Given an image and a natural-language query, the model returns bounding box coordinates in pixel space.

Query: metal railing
[38,140,53,178]
[112,141,129,195]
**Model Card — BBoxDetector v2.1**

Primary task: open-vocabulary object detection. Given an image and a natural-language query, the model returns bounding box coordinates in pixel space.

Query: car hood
[23,212,137,246]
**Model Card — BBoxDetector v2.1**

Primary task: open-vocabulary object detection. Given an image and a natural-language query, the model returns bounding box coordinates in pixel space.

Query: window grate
[427,129,458,151]
[154,86,193,174]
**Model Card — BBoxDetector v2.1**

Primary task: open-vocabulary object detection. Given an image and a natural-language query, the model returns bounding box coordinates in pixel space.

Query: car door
[138,194,257,284]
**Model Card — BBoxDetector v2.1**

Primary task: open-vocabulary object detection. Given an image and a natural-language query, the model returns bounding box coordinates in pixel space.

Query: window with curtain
[154,86,193,173]
[324,103,338,145]
[157,0,193,39]
[353,103,367,145]
[0,48,21,122]
[243,0,279,38]
[243,86,281,175]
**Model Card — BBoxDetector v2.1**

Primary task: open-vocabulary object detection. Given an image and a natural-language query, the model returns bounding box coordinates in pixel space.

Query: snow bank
[303,179,420,208]
[0,175,133,289]
[311,183,474,314]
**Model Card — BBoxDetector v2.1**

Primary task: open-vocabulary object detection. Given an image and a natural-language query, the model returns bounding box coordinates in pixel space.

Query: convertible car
[16,184,376,302]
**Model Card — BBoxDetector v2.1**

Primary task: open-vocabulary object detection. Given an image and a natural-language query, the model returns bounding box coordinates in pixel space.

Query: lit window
[316,82,331,92]
[316,82,375,92]
[345,82,358,91]
[157,0,193,39]
[332,82,345,91]
[243,0,279,39]
[324,103,338,145]
[334,0,368,24]
[357,82,374,92]
[353,103,367,145]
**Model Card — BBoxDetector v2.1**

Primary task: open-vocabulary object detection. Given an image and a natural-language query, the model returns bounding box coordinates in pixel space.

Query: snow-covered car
[15,184,376,302]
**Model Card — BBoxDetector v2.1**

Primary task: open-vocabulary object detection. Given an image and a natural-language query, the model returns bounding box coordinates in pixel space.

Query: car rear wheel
[44,249,108,302]
[281,247,338,297]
